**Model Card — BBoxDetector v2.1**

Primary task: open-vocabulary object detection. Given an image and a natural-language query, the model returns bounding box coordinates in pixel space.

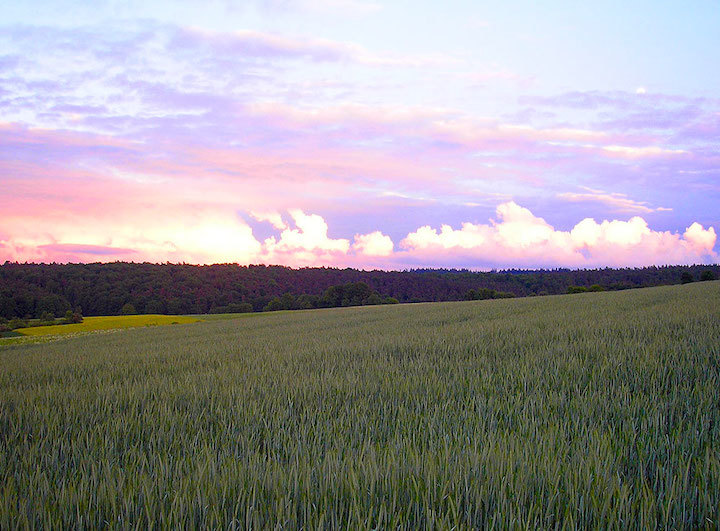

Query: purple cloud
[39,244,138,256]
[1,19,718,268]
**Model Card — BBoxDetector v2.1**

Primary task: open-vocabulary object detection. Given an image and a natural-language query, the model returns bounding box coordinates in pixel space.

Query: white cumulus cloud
[262,209,350,265]
[353,230,394,256]
[250,210,287,230]
[400,201,717,268]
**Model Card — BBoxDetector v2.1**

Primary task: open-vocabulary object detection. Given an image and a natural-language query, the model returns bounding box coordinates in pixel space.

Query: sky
[1,0,719,269]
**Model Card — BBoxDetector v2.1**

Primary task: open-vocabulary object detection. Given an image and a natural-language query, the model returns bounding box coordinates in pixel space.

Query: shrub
[212,303,256,314]
[121,303,137,315]
[9,318,28,329]
[567,286,588,294]
[263,297,284,312]
[64,310,83,324]
[366,293,383,305]
[466,288,514,300]
[295,294,319,310]
[680,272,694,284]
[39,311,55,324]
[226,302,254,314]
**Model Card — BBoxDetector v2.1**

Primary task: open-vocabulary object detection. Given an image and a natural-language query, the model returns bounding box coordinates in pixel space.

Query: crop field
[1,282,719,527]
[1,315,201,346]
[16,314,200,336]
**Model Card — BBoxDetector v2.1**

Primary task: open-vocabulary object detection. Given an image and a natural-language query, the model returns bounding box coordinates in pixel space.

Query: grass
[0,282,719,527]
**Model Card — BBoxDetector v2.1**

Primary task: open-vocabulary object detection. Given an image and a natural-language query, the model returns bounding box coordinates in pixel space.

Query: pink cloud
[1,197,716,269]
[38,243,137,256]
[600,145,688,159]
[2,95,719,271]
[0,206,263,265]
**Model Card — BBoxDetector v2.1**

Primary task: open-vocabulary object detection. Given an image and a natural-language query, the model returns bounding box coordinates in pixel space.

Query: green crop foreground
[1,282,718,528]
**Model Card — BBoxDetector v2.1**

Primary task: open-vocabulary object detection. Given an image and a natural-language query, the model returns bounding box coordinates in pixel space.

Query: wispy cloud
[558,188,671,214]
[170,26,457,67]
[258,0,382,15]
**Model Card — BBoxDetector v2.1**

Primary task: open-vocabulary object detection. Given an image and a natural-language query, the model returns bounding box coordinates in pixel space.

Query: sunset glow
[2,1,718,269]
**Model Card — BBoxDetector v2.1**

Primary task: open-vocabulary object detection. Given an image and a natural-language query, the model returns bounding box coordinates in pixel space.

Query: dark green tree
[700,270,717,281]
[280,293,296,310]
[0,295,16,319]
[35,294,71,318]
[145,299,165,314]
[366,292,382,305]
[263,297,284,312]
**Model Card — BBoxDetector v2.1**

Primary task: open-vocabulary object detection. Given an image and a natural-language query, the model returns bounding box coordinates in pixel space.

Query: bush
[210,303,254,314]
[63,310,83,324]
[263,298,284,312]
[567,286,588,294]
[382,297,399,304]
[39,311,55,324]
[121,303,137,315]
[366,293,382,305]
[9,318,28,329]
[588,284,605,292]
[466,288,515,300]
[228,302,254,313]
[680,272,694,284]
[295,294,319,310]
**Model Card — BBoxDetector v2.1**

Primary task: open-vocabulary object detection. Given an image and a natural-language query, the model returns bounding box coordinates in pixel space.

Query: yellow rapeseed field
[16,314,200,336]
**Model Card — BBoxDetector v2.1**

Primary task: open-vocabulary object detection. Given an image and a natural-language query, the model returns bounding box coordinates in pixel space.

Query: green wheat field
[1,282,719,528]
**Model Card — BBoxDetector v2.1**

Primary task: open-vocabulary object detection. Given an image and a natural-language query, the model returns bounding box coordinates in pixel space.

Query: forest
[0,261,718,319]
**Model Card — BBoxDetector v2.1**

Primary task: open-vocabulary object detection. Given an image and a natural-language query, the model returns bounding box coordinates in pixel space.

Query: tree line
[0,262,718,319]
